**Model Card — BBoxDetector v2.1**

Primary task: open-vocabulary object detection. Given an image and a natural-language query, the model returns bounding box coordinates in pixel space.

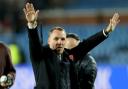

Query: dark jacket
[28,28,71,89]
[73,53,97,89]
[67,31,108,89]
[28,27,107,89]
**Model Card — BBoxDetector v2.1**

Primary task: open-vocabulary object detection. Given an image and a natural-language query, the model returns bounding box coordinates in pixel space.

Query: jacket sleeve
[27,26,43,62]
[70,30,108,60]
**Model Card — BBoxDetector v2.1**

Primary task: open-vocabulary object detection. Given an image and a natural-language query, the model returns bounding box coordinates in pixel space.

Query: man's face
[48,29,66,54]
[65,38,79,49]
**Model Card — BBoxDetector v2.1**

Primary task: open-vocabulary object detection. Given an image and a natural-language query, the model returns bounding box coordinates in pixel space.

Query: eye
[54,37,59,41]
[61,38,65,41]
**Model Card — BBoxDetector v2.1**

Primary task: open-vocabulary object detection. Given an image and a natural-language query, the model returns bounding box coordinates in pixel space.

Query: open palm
[23,3,39,23]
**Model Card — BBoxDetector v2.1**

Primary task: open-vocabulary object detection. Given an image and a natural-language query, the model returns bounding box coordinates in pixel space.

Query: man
[0,42,16,89]
[23,3,119,89]
[65,33,80,50]
[65,33,97,89]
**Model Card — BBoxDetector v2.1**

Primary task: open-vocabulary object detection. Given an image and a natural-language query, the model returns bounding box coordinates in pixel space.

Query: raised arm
[70,13,120,59]
[23,3,43,62]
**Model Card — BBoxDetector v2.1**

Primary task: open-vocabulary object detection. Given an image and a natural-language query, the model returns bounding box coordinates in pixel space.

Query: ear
[48,37,50,44]
[78,40,80,44]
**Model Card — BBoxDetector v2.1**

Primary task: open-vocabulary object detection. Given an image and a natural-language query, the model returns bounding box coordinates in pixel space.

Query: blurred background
[0,0,128,89]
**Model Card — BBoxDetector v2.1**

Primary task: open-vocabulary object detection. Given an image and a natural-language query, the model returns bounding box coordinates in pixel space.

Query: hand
[105,13,120,33]
[23,3,39,23]
[0,75,13,88]
[0,75,9,88]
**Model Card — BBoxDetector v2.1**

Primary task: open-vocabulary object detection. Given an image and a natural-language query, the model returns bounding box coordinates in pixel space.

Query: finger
[112,13,118,21]
[114,13,119,21]
[26,3,29,11]
[30,3,35,11]
[112,13,117,21]
[116,13,119,18]
[23,8,27,15]
[113,13,119,21]
[116,14,119,21]
[35,10,39,20]
[26,3,31,12]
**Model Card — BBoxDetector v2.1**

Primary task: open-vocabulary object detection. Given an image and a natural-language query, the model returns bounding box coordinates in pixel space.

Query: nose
[58,39,62,44]
[57,39,62,44]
